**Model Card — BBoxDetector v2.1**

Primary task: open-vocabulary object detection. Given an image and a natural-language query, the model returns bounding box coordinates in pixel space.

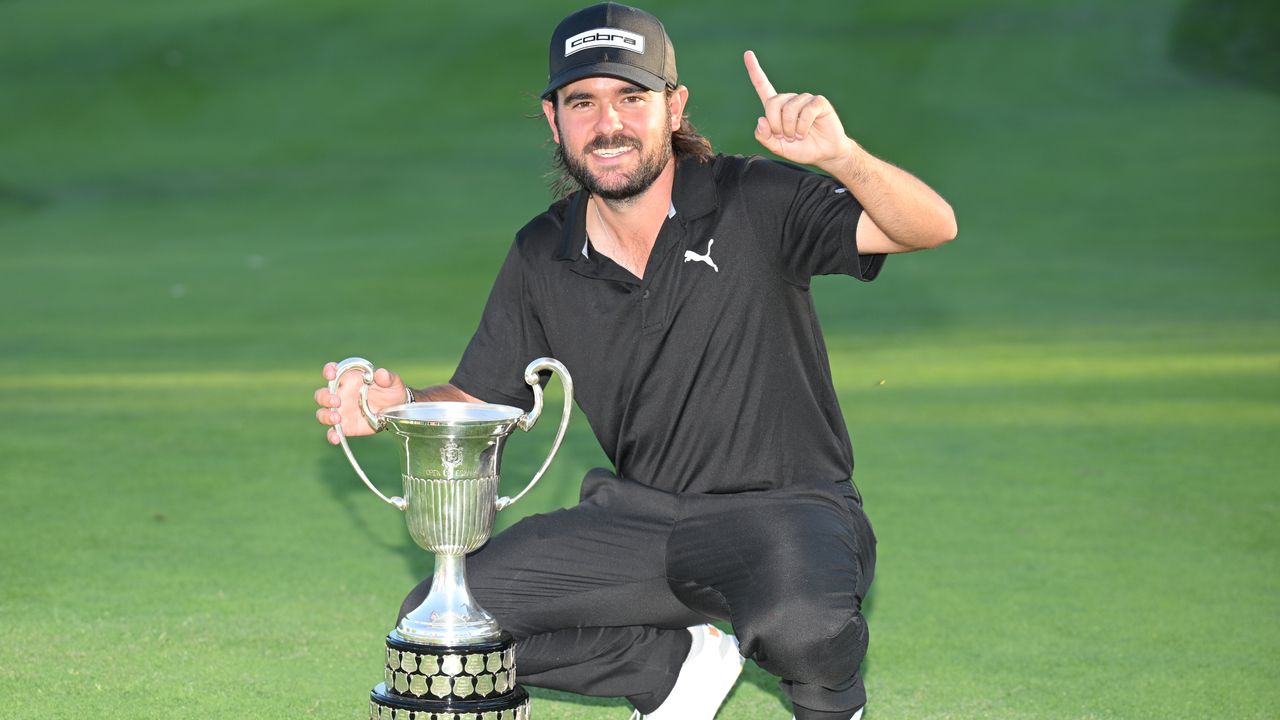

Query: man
[315,4,956,719]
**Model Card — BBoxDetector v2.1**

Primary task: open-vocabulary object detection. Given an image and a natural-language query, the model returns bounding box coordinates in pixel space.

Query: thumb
[754,116,780,152]
[372,367,401,389]
[754,116,771,140]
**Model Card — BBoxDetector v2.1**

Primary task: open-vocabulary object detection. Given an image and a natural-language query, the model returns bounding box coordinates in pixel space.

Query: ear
[667,85,689,132]
[541,99,561,145]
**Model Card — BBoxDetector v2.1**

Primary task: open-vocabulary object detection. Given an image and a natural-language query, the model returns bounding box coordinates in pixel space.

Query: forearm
[407,383,482,403]
[821,139,957,251]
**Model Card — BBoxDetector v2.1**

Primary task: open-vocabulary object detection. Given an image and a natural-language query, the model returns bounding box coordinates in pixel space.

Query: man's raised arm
[744,50,957,254]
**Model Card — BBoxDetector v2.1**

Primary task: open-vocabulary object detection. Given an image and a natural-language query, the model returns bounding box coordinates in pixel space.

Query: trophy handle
[496,357,574,511]
[329,357,408,511]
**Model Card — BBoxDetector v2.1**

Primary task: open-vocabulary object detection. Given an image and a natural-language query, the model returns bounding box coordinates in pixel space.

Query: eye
[571,100,592,110]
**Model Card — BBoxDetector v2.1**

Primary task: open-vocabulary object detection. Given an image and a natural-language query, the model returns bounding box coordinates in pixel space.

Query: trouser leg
[667,483,876,720]
[397,469,705,712]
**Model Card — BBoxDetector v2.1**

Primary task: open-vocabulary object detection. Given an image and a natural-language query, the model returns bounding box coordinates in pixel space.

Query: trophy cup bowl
[329,357,573,720]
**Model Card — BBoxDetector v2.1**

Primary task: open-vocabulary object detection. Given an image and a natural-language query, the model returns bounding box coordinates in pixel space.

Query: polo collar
[554,154,721,262]
[554,191,589,261]
[668,153,719,224]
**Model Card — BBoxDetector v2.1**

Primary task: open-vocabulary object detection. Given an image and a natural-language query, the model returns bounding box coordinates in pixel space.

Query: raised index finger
[744,50,776,104]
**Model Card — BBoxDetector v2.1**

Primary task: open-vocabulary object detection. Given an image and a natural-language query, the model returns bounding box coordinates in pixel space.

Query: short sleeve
[450,240,551,411]
[742,157,885,284]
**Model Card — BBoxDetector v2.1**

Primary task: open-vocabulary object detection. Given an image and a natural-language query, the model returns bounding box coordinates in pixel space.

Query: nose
[593,102,623,135]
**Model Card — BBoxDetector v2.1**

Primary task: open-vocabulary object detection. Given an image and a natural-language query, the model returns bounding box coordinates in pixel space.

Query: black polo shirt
[451,153,885,496]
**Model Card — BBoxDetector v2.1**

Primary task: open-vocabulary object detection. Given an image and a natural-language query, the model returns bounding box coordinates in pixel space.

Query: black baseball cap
[542,3,678,99]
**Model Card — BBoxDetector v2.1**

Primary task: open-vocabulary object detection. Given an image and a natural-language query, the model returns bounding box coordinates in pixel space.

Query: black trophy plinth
[368,631,530,720]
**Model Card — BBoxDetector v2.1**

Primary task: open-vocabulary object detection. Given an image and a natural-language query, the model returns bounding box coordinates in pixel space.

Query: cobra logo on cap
[564,27,645,57]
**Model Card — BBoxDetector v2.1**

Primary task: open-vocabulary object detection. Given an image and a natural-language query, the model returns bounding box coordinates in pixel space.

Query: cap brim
[542,61,669,99]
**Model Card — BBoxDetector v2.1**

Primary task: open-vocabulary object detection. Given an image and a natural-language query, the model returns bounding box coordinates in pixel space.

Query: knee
[741,597,868,687]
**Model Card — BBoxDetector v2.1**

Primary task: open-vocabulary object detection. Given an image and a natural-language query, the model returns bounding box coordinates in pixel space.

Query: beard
[557,129,672,201]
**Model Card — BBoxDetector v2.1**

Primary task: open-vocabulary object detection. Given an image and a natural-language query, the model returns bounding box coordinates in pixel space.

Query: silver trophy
[329,356,573,720]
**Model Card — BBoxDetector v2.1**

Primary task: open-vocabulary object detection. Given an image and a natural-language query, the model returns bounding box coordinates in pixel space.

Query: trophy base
[370,683,529,720]
[371,631,530,720]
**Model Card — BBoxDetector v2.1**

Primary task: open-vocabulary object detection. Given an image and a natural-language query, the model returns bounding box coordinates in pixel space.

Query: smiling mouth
[592,146,634,158]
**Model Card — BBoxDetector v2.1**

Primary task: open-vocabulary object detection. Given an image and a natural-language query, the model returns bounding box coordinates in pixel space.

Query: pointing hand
[744,50,854,168]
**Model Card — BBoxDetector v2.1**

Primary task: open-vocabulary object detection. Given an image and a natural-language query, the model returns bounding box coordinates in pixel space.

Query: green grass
[2,0,1278,718]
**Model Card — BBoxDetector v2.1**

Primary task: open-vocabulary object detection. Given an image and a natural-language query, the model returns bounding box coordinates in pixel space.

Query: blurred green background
[1,0,1277,718]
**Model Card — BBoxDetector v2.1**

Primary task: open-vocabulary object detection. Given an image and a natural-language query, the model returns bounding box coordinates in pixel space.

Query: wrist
[822,138,864,184]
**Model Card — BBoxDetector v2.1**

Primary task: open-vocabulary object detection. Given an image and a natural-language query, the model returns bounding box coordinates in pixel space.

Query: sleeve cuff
[449,370,536,412]
[846,210,886,282]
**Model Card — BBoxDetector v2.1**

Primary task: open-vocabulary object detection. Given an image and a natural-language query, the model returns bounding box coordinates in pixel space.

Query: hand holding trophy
[329,357,574,720]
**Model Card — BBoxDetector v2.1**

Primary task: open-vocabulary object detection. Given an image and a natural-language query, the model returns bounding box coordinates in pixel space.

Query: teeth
[594,147,632,157]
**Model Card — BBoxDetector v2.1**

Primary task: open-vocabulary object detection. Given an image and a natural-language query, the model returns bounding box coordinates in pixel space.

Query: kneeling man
[317,3,957,718]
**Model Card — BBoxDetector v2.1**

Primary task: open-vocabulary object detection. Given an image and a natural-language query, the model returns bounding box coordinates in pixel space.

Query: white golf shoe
[630,624,745,720]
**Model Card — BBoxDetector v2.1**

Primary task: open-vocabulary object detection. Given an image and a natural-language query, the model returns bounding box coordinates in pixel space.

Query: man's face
[542,77,686,201]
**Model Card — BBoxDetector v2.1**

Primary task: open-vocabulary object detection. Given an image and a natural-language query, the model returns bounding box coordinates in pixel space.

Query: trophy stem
[395,554,503,645]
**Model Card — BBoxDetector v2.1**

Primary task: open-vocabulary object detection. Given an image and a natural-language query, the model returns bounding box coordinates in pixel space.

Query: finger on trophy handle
[498,357,574,511]
[331,357,383,432]
[328,357,408,511]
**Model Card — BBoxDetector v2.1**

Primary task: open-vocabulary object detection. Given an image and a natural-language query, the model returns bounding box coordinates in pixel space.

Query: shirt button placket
[640,285,653,329]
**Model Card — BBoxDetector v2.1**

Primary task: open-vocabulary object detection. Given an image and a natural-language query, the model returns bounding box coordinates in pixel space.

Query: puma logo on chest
[683,239,719,272]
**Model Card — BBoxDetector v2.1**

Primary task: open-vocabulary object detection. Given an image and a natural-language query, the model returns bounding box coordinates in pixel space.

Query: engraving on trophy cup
[441,440,464,476]
[329,357,572,720]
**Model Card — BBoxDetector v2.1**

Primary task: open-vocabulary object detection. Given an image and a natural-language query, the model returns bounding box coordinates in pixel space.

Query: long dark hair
[546,88,714,199]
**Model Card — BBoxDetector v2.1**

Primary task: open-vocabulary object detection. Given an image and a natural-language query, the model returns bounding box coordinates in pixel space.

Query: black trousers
[399,469,876,718]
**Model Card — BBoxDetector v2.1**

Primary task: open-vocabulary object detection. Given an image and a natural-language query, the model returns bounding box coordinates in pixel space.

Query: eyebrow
[562,84,651,104]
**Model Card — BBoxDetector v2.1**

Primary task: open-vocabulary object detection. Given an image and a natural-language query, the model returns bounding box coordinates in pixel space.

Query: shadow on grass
[739,660,793,715]
[1170,0,1279,94]
[0,178,47,216]
[316,439,433,580]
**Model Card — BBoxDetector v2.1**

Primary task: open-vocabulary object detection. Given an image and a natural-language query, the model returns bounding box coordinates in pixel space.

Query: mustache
[584,135,641,153]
